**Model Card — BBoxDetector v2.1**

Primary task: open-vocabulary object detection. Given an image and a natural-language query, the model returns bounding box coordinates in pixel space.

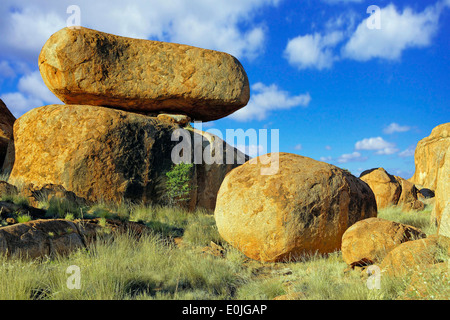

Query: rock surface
[359,168,424,210]
[360,168,402,209]
[435,144,450,231]
[38,27,250,122]
[341,217,426,265]
[0,219,84,259]
[214,153,378,262]
[0,218,150,259]
[0,99,15,169]
[380,235,450,277]
[394,176,425,211]
[409,122,450,190]
[8,104,245,210]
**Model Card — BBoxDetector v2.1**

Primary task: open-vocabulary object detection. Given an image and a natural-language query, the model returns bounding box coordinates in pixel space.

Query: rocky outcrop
[410,123,450,190]
[0,219,84,259]
[0,218,149,259]
[341,217,426,266]
[360,168,424,210]
[0,99,15,169]
[435,144,450,230]
[8,105,246,211]
[360,168,402,209]
[214,153,377,262]
[394,176,425,211]
[38,27,250,122]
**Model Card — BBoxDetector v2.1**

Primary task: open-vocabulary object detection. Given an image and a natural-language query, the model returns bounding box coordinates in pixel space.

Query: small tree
[164,162,194,207]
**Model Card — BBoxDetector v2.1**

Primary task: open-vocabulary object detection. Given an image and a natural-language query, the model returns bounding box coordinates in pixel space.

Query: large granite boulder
[8,105,245,211]
[38,27,250,122]
[214,153,378,262]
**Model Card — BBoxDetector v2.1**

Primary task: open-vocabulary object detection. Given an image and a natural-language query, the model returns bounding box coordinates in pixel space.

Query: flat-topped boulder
[38,27,250,122]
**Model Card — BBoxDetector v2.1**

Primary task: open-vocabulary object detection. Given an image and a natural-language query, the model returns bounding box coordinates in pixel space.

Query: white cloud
[0,0,280,63]
[320,156,333,162]
[337,151,367,163]
[383,122,411,134]
[342,3,444,61]
[355,137,399,155]
[0,60,16,78]
[236,144,264,158]
[398,145,416,158]
[294,144,302,151]
[1,71,62,117]
[0,92,43,118]
[284,31,344,70]
[322,0,364,4]
[229,82,311,121]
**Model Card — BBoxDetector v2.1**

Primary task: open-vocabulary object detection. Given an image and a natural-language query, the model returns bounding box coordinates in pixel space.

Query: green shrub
[164,162,195,207]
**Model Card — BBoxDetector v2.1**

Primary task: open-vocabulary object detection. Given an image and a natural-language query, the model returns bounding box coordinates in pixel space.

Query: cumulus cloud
[294,144,303,151]
[398,145,416,158]
[355,137,399,155]
[229,82,311,121]
[336,151,368,163]
[0,0,280,63]
[342,3,444,61]
[284,31,344,70]
[383,122,412,134]
[1,71,61,117]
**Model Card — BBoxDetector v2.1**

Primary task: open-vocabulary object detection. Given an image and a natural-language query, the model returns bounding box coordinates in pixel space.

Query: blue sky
[0,0,449,178]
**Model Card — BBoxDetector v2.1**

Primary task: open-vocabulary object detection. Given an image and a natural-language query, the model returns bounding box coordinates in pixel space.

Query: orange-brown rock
[341,217,426,265]
[360,168,402,209]
[380,234,450,277]
[0,219,84,259]
[38,27,250,122]
[410,122,450,190]
[0,99,15,169]
[8,105,245,211]
[214,153,378,262]
[394,176,425,211]
[435,144,450,232]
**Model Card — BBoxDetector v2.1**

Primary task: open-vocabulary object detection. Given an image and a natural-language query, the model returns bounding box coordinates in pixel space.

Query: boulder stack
[38,27,250,122]
[5,27,251,211]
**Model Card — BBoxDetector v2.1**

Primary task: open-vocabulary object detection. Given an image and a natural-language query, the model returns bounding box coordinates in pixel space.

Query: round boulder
[214,152,378,262]
[341,217,426,266]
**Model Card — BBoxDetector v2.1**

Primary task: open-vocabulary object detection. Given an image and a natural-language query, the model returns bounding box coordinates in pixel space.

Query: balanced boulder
[38,27,250,122]
[214,153,377,262]
[8,104,245,210]
[341,217,426,266]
